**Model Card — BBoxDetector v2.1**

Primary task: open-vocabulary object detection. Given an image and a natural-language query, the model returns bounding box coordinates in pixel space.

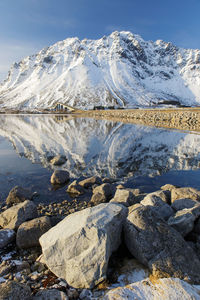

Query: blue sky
[1,0,200,81]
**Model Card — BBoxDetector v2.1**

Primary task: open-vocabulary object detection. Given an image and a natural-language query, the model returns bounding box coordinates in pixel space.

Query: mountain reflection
[0,114,200,179]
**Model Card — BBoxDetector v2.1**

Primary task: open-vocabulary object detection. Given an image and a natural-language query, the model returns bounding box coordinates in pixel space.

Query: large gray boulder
[40,203,127,289]
[0,281,32,300]
[16,216,52,249]
[50,170,69,185]
[140,194,174,220]
[6,186,32,206]
[104,278,200,300]
[0,229,15,248]
[0,200,38,230]
[123,204,200,283]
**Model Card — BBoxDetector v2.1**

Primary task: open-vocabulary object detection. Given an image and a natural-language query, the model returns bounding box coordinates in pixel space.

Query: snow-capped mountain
[0,115,199,179]
[0,31,200,110]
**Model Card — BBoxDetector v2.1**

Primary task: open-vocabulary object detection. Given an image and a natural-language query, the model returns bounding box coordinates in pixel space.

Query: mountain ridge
[0,31,200,110]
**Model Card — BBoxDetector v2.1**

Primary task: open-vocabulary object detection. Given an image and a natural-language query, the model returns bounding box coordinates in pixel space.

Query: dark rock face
[0,229,16,248]
[6,186,32,206]
[0,281,32,300]
[123,204,200,283]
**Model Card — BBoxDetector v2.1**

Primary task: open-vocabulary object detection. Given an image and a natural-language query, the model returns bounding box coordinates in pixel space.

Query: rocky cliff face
[0,31,200,110]
[0,115,199,179]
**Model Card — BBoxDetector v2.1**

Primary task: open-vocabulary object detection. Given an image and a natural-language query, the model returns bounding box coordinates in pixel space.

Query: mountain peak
[0,31,200,110]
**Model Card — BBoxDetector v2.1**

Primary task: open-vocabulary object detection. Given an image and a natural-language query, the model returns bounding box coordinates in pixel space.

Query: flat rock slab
[0,200,38,230]
[40,203,127,289]
[104,278,200,300]
[0,229,15,248]
[123,204,200,283]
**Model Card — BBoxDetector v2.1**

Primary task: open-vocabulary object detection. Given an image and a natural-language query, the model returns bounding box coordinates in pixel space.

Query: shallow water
[0,114,200,203]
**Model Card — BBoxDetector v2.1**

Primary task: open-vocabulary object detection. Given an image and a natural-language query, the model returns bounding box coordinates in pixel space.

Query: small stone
[33,289,69,300]
[50,155,66,166]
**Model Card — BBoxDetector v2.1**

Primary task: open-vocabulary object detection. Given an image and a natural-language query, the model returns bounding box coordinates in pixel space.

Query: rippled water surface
[0,114,200,203]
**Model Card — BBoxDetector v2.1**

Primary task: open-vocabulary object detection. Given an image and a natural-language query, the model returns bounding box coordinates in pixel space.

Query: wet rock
[40,203,127,289]
[50,170,70,185]
[0,200,38,230]
[0,229,16,248]
[104,278,200,300]
[140,194,174,220]
[110,189,137,207]
[171,187,200,203]
[67,180,85,196]
[6,186,32,206]
[172,198,199,211]
[33,289,68,300]
[123,204,200,283]
[79,176,102,188]
[79,289,92,299]
[168,206,200,236]
[50,155,66,166]
[0,281,32,300]
[16,216,52,249]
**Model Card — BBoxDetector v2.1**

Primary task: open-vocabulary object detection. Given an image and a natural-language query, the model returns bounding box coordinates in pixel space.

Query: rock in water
[39,203,127,288]
[6,186,32,206]
[123,204,200,283]
[104,278,200,300]
[50,170,70,185]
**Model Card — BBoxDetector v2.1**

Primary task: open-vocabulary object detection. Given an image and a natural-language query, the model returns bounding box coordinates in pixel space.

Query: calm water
[0,114,200,203]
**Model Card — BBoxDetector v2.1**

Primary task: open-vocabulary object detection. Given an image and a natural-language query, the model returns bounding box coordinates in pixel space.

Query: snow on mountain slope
[0,115,199,179]
[0,31,200,109]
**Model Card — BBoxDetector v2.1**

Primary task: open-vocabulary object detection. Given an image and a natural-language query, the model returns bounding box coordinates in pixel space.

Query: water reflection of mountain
[0,115,200,179]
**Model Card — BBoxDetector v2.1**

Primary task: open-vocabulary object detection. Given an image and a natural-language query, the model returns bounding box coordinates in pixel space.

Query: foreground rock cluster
[1,175,200,299]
